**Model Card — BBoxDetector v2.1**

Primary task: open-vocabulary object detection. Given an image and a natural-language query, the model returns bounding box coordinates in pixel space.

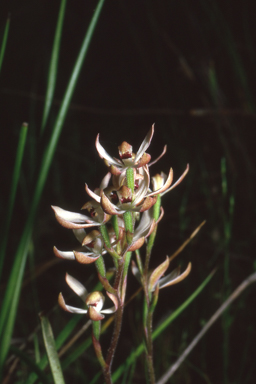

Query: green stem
[95,256,106,277]
[92,321,106,369]
[126,167,134,193]
[100,224,111,249]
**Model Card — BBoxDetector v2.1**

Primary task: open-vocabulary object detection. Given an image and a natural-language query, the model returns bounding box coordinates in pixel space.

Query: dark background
[0,1,255,383]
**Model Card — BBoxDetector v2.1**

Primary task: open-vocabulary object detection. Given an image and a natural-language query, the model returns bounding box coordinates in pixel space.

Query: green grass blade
[112,269,216,382]
[61,338,92,370]
[0,122,28,280]
[9,346,50,384]
[41,0,67,133]
[0,14,10,74]
[25,315,83,384]
[0,0,105,378]
[40,315,65,384]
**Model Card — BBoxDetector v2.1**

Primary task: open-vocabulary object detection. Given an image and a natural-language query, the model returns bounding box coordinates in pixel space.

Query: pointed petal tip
[74,251,100,264]
[53,246,75,260]
[58,292,68,312]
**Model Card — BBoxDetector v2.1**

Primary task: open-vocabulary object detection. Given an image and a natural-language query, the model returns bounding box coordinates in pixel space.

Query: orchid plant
[52,125,190,384]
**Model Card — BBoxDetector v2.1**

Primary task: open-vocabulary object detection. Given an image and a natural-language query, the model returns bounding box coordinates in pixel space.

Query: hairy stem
[103,259,126,383]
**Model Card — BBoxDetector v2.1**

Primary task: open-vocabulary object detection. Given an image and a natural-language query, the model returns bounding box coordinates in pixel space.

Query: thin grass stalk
[0,0,105,378]
[0,123,28,280]
[40,315,65,384]
[41,0,67,133]
[5,346,50,384]
[156,271,256,384]
[0,14,10,74]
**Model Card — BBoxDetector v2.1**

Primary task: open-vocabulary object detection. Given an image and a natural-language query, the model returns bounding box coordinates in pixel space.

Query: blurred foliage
[0,0,255,383]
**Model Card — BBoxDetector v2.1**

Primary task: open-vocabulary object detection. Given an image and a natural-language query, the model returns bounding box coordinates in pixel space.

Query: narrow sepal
[148,256,170,292]
[106,291,119,311]
[147,168,173,197]
[58,293,88,314]
[85,184,101,203]
[161,164,189,196]
[65,273,87,299]
[134,124,154,164]
[149,144,167,167]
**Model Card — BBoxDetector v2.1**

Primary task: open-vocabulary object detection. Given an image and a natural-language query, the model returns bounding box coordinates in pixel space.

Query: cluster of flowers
[52,125,190,319]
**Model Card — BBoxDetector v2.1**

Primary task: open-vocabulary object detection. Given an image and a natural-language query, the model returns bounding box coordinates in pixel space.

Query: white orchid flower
[58,273,118,321]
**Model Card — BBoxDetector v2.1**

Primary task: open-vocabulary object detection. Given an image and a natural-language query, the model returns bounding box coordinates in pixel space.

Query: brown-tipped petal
[109,164,122,176]
[105,292,119,312]
[82,230,101,246]
[134,124,154,164]
[101,191,122,215]
[74,251,101,264]
[128,237,145,252]
[149,144,167,167]
[159,262,192,289]
[52,206,93,229]
[136,152,151,167]
[145,219,156,239]
[100,172,112,189]
[88,306,105,321]
[53,246,75,260]
[161,164,189,196]
[139,196,157,213]
[58,293,88,314]
[85,184,101,203]
[95,134,121,167]
[147,168,173,197]
[58,292,68,311]
[156,266,181,290]
[148,256,170,292]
